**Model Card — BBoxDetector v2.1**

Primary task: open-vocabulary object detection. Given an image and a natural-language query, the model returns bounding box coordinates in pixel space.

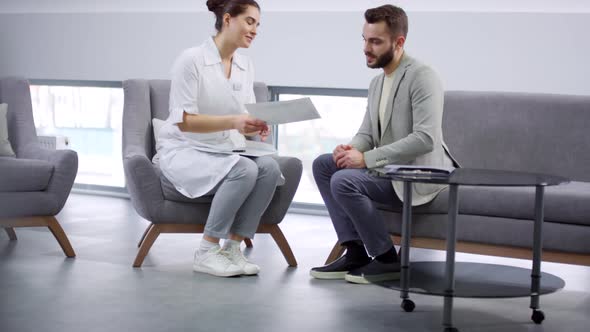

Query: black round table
[381,167,569,331]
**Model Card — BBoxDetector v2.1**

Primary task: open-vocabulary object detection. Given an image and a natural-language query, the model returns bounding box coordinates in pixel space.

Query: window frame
[29,80,370,214]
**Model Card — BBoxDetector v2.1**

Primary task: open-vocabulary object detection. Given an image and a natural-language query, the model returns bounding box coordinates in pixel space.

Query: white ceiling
[1,0,590,13]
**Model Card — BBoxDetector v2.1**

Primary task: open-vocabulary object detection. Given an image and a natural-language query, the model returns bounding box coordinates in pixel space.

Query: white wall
[2,0,590,13]
[1,1,589,95]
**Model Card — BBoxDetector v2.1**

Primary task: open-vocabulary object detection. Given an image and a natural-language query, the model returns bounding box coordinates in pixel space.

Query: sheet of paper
[245,98,321,125]
[188,139,276,157]
[237,140,277,157]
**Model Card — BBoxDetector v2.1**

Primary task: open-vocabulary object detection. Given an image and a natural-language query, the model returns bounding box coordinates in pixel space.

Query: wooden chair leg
[46,217,76,258]
[325,242,345,265]
[244,238,253,248]
[133,225,161,268]
[268,224,297,267]
[138,224,153,248]
[4,227,17,241]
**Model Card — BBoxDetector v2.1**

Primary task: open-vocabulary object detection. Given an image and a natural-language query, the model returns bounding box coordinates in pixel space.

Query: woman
[157,0,281,277]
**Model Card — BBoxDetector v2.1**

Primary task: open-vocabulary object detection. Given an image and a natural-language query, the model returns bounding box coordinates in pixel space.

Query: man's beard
[366,48,394,69]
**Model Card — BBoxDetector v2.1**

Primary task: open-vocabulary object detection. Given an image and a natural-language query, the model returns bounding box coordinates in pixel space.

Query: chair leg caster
[531,309,545,324]
[401,299,415,312]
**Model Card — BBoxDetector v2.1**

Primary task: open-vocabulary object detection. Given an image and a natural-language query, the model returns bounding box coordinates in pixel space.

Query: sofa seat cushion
[444,181,589,227]
[0,157,54,192]
[377,181,590,227]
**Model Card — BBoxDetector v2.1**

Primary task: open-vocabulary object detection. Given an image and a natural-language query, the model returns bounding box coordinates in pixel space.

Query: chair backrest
[443,91,590,181]
[122,80,270,160]
[0,77,38,156]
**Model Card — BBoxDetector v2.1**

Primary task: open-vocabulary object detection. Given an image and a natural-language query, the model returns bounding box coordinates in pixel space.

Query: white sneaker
[193,246,244,277]
[222,245,260,276]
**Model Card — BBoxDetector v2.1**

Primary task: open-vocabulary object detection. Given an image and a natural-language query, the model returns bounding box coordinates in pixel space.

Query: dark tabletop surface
[383,168,570,187]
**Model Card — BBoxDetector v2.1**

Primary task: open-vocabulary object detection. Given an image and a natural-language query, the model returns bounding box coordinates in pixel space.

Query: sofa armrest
[124,153,166,221]
[19,144,78,214]
[260,155,303,224]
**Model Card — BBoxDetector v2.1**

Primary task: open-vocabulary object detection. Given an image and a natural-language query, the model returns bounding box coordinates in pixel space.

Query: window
[30,83,125,188]
[28,82,367,212]
[276,91,368,204]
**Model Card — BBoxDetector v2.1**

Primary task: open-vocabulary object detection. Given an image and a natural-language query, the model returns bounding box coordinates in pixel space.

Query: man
[310,5,456,284]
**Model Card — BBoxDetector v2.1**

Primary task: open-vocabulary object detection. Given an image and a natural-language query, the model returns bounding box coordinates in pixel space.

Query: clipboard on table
[383,165,456,179]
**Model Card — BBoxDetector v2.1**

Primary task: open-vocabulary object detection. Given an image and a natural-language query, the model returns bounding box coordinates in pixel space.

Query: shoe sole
[309,270,347,280]
[242,269,259,276]
[193,264,244,277]
[344,272,401,284]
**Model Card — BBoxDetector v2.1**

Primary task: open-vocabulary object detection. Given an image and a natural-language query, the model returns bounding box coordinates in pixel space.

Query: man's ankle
[342,240,369,261]
[375,246,398,263]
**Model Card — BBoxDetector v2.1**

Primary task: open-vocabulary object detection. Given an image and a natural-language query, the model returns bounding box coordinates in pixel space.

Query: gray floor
[1,194,589,332]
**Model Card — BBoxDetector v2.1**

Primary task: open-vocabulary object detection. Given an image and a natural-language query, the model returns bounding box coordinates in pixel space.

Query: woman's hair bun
[206,0,226,14]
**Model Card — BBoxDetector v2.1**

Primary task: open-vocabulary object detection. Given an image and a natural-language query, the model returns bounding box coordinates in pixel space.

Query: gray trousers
[204,156,281,239]
[312,153,402,256]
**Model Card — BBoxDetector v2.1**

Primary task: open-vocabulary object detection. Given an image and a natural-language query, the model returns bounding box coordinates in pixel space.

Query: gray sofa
[329,91,590,265]
[0,77,78,257]
[123,80,303,268]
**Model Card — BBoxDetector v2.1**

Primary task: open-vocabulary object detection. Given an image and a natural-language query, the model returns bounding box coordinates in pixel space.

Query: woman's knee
[229,157,258,182]
[256,157,281,179]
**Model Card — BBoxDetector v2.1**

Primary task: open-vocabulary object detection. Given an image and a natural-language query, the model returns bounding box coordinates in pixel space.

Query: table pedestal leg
[443,184,459,331]
[400,181,415,312]
[530,185,546,324]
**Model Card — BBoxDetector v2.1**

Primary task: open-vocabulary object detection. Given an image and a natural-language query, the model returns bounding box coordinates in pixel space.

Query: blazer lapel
[380,53,412,140]
[370,74,384,146]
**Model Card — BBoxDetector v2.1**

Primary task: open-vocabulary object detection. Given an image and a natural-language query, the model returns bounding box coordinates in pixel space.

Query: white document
[245,98,321,125]
[237,140,278,157]
[192,140,277,157]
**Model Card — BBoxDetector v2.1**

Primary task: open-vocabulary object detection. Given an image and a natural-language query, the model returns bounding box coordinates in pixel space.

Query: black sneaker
[344,259,401,284]
[310,255,371,280]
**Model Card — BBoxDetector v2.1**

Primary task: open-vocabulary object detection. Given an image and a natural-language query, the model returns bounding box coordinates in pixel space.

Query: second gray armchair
[0,77,78,257]
[123,79,302,268]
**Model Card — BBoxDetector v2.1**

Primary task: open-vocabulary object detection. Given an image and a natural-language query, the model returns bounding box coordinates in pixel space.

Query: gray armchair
[123,80,302,267]
[0,77,78,257]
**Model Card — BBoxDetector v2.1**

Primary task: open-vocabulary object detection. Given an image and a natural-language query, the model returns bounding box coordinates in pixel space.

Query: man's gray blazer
[349,52,457,206]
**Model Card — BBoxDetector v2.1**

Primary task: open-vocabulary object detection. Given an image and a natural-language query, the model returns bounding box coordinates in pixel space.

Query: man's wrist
[362,150,379,169]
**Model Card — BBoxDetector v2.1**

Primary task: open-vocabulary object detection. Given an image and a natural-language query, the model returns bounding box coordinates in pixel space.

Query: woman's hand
[232,114,268,134]
[258,128,270,142]
[243,127,270,141]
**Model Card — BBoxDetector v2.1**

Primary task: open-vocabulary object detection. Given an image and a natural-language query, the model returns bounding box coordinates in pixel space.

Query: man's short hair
[364,5,408,39]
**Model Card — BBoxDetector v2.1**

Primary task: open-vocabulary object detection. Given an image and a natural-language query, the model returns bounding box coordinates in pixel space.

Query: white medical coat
[157,37,256,198]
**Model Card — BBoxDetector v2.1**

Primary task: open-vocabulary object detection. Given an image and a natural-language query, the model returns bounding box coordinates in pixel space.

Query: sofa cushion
[378,181,590,227]
[443,92,590,182]
[417,181,589,227]
[0,157,54,192]
[0,103,16,157]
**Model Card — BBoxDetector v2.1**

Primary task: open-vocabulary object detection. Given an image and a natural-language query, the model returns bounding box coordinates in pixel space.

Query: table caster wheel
[531,309,545,324]
[443,328,459,332]
[401,299,415,312]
